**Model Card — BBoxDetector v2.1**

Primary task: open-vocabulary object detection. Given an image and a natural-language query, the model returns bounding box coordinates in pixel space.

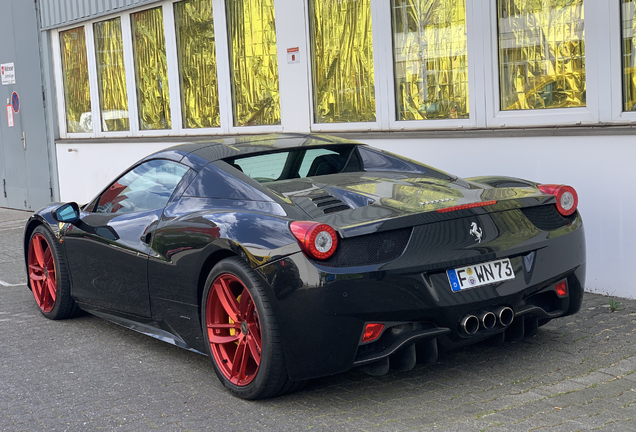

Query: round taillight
[538,184,578,216]
[289,221,338,260]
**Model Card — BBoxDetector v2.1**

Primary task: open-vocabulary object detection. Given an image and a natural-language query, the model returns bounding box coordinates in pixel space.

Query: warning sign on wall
[1,63,15,85]
[287,47,300,64]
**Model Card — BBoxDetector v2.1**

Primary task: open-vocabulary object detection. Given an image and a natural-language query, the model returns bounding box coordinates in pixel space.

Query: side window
[95,159,189,214]
[233,152,289,182]
[298,148,339,177]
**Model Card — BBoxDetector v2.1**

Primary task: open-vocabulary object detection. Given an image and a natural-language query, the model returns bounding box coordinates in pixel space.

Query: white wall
[56,142,179,203]
[56,133,635,299]
[362,135,634,299]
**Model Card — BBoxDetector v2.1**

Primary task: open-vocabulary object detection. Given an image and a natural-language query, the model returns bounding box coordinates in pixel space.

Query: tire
[201,257,298,399]
[27,225,79,319]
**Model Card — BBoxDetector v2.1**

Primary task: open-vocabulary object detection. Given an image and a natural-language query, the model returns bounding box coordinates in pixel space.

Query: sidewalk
[0,207,32,287]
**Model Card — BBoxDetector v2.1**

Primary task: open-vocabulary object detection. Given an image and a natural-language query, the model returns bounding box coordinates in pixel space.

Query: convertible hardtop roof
[143,133,364,170]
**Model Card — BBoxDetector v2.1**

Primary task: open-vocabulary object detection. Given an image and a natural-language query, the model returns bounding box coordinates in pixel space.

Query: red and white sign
[1,62,15,85]
[6,104,14,127]
[287,47,300,64]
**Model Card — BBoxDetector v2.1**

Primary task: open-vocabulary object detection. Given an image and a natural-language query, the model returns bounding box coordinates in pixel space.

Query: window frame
[52,0,284,139]
[50,0,627,137]
[52,27,93,139]
[217,0,284,134]
[303,0,385,132]
[383,0,480,131]
[481,0,599,128]
[609,0,636,123]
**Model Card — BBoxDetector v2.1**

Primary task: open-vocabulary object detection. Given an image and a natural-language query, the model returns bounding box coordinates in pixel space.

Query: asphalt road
[1,207,635,431]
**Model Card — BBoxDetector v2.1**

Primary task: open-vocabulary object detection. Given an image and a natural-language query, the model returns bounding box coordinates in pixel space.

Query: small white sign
[6,104,14,127]
[287,47,300,64]
[1,62,15,85]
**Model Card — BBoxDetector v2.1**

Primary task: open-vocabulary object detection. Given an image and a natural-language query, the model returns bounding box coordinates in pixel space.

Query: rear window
[233,152,288,181]
[224,145,452,183]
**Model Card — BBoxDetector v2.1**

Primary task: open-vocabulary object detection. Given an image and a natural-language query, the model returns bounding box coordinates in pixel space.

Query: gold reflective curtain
[131,7,171,130]
[392,0,468,120]
[226,0,281,126]
[498,0,586,110]
[94,18,129,131]
[311,0,376,123]
[175,0,220,128]
[622,0,636,111]
[60,27,92,133]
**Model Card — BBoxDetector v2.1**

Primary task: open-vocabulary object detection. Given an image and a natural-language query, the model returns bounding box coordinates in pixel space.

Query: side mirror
[52,202,80,224]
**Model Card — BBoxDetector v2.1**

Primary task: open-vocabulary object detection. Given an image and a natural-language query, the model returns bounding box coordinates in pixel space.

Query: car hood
[265,172,551,236]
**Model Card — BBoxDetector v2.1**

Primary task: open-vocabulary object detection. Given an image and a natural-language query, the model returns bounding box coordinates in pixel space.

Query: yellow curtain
[60,27,92,133]
[94,18,129,131]
[226,0,281,126]
[174,0,220,128]
[131,7,171,130]
[311,0,376,123]
[498,0,586,110]
[622,0,636,111]
[392,0,468,120]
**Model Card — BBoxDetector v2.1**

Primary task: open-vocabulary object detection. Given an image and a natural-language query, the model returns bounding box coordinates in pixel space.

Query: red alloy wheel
[206,273,262,386]
[28,233,57,313]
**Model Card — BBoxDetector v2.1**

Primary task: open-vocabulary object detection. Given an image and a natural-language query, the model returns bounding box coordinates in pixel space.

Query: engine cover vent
[310,194,351,214]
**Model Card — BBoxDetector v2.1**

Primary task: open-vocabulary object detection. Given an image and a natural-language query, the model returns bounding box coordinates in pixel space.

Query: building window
[174,0,220,128]
[622,0,636,112]
[94,17,130,132]
[392,0,468,121]
[497,0,586,111]
[310,0,376,124]
[226,0,281,126]
[131,7,171,130]
[59,27,92,133]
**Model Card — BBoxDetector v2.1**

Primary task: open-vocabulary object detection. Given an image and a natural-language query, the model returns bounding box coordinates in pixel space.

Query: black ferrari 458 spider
[24,134,585,399]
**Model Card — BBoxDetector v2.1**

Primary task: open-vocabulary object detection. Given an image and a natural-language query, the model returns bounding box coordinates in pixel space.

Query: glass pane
[131,7,171,130]
[233,152,288,181]
[498,0,586,111]
[96,160,189,214]
[59,27,92,133]
[392,0,468,120]
[226,0,281,126]
[310,0,376,123]
[175,0,220,128]
[622,0,636,111]
[94,18,130,131]
[298,149,338,177]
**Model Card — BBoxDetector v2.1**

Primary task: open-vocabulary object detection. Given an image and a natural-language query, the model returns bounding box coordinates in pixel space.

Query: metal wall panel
[0,0,53,209]
[39,0,162,30]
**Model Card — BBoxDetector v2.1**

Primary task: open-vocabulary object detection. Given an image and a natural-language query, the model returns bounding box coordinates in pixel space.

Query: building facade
[3,0,634,298]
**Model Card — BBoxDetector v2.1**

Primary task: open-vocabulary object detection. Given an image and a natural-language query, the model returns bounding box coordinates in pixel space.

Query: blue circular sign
[11,92,19,113]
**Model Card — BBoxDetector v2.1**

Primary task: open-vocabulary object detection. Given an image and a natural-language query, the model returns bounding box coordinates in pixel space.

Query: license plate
[447,258,514,292]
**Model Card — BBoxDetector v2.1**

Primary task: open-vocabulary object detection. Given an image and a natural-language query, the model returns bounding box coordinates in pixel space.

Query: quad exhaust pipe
[460,314,479,335]
[495,306,514,326]
[460,307,515,335]
[479,311,497,330]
